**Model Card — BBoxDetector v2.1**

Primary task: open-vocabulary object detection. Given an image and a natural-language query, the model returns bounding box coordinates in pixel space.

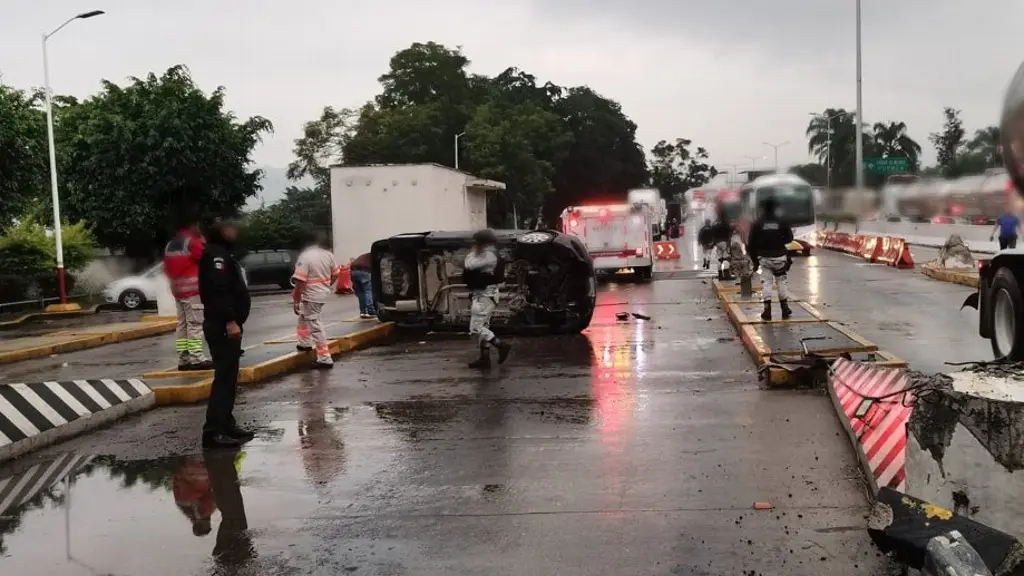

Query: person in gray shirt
[462,229,512,368]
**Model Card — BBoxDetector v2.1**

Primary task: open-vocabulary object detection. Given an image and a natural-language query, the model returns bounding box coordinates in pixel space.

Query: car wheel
[990,268,1024,360]
[119,289,145,311]
[517,231,554,245]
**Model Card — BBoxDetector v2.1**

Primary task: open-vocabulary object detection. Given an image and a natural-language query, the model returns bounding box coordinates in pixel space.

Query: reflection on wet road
[1,280,891,575]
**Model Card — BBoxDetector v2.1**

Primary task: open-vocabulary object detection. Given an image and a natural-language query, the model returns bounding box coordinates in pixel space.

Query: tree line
[281,41,716,232]
[790,107,1002,188]
[1,43,720,273]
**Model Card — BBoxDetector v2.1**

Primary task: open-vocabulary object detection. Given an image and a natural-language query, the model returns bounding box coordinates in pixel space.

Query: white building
[330,163,505,262]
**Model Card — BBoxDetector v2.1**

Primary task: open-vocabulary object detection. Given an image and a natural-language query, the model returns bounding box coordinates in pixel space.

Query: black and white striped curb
[0,379,155,462]
[0,452,94,518]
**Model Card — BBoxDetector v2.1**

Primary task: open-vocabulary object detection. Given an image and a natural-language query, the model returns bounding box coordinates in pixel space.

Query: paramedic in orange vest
[292,230,339,368]
[164,215,213,371]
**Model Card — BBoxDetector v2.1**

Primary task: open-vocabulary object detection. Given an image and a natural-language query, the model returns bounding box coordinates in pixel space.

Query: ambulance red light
[570,218,580,228]
[599,208,609,219]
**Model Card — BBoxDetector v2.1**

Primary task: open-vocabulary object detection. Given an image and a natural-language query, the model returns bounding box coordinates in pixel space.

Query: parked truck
[962,61,1024,359]
[330,163,505,263]
[628,188,668,240]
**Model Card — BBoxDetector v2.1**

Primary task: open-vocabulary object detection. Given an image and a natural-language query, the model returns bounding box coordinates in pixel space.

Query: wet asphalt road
[0,293,355,383]
[784,250,990,373]
[0,278,893,576]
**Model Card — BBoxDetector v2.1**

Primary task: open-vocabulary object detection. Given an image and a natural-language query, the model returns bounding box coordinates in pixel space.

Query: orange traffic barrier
[335,264,354,294]
[876,236,915,269]
[654,241,680,260]
[858,235,883,263]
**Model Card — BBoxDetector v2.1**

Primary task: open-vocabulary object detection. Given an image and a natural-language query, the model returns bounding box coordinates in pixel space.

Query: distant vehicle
[103,263,163,310]
[561,203,655,279]
[105,262,251,310]
[371,229,596,334]
[627,188,667,239]
[240,249,297,288]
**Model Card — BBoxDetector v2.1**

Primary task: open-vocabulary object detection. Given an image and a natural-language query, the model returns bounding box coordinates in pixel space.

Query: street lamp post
[762,141,790,173]
[42,10,104,307]
[810,111,847,189]
[854,0,865,189]
[744,155,759,171]
[454,132,465,170]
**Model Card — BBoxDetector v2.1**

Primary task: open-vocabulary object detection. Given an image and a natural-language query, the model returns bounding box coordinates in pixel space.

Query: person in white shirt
[291,231,339,368]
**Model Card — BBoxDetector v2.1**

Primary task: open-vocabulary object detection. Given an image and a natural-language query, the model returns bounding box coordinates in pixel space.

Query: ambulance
[560,203,655,279]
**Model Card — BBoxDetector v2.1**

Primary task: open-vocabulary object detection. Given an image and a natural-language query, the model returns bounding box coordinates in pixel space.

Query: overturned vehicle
[371,230,597,334]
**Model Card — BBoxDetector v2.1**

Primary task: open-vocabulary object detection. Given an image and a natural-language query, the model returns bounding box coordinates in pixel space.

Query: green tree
[287,106,356,190]
[871,121,922,169]
[55,65,272,256]
[294,43,652,227]
[0,85,47,228]
[806,108,863,187]
[960,125,1002,172]
[788,163,827,186]
[648,138,718,198]
[929,107,966,177]
[464,99,572,227]
[238,186,331,253]
[547,86,649,222]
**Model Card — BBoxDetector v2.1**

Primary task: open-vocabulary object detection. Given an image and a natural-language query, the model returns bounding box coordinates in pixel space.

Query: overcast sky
[3,0,1022,177]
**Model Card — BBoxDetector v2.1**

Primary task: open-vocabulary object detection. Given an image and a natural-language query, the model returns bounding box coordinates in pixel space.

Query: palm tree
[965,125,1001,168]
[806,108,862,187]
[871,121,922,170]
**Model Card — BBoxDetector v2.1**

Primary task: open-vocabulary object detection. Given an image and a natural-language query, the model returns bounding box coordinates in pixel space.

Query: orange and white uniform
[292,246,339,363]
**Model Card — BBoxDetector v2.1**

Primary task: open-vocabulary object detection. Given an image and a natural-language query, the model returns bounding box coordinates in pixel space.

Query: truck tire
[990,267,1024,360]
[635,266,653,281]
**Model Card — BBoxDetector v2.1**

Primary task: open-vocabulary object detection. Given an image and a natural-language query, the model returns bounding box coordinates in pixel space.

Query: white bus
[739,173,817,253]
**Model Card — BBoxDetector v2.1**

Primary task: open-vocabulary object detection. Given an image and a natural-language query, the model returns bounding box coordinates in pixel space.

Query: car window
[243,253,266,266]
[281,252,292,263]
[265,253,284,264]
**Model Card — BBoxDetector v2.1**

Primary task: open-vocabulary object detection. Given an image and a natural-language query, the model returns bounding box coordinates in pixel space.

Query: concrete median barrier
[828,359,1024,572]
[921,261,980,288]
[147,321,395,405]
[0,379,155,463]
[0,320,177,366]
[711,279,903,387]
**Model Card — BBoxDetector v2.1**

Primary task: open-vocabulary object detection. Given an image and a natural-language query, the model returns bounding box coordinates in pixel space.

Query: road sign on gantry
[865,157,910,175]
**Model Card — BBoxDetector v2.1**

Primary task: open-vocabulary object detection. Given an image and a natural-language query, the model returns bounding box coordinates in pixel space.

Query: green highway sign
[865,157,910,175]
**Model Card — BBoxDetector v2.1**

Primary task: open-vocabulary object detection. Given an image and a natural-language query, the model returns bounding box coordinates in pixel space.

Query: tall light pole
[454,132,465,170]
[854,0,865,189]
[744,155,759,171]
[762,141,790,173]
[43,9,105,307]
[721,163,742,186]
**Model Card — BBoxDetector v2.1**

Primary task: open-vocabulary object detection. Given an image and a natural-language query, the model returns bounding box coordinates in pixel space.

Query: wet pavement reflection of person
[173,450,255,569]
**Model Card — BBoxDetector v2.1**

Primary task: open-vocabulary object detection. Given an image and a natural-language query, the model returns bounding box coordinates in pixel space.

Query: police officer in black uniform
[199,218,253,448]
[746,196,794,321]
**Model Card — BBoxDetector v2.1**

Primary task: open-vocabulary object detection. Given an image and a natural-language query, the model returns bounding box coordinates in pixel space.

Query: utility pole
[854,0,865,189]
[762,141,790,173]
[454,132,465,170]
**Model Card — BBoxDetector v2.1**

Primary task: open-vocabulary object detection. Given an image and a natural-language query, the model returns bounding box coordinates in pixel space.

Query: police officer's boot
[468,343,491,369]
[780,299,793,320]
[761,299,772,321]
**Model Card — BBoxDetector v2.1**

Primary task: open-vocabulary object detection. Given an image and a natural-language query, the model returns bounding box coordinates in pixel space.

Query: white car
[103,263,163,310]
[104,262,248,310]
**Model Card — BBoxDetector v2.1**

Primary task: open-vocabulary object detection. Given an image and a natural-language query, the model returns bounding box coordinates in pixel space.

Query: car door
[242,253,267,285]
[263,252,286,286]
